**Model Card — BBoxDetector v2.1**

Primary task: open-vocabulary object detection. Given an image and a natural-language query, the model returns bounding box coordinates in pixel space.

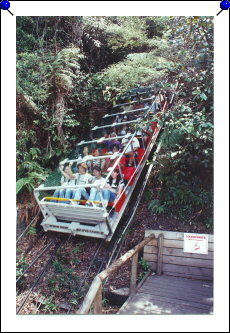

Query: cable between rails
[66,238,106,314]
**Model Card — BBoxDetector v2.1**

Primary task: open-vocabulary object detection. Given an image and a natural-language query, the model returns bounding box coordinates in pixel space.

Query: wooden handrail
[78,233,155,314]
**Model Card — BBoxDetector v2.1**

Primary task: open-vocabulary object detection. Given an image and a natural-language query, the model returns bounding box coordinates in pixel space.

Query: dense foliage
[16,16,213,229]
[148,17,213,228]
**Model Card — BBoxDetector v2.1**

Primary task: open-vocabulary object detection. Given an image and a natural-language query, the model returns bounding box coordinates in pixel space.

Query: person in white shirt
[114,114,123,123]
[101,169,125,208]
[65,162,92,204]
[121,128,140,166]
[118,124,127,136]
[82,145,93,170]
[85,166,105,207]
[52,163,75,202]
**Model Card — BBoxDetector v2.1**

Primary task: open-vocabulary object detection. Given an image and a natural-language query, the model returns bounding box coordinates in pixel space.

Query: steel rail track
[16,235,72,314]
[23,230,46,255]
[16,212,40,243]
[16,239,56,284]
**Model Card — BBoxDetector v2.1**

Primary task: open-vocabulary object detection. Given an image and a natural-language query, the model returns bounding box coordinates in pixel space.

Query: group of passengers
[52,126,141,206]
[100,127,141,167]
[114,114,128,124]
[79,144,122,172]
[53,162,124,208]
[52,92,164,208]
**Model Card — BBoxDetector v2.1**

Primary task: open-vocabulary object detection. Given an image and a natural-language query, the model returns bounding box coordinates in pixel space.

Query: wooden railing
[77,233,156,314]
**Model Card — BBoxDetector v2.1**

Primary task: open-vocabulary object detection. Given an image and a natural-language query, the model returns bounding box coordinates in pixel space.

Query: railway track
[16,212,40,244]
[16,233,109,314]
[66,144,160,313]
[16,239,56,284]
[16,235,72,314]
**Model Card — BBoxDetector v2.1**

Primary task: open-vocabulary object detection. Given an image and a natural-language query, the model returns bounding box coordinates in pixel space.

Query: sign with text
[184,233,208,254]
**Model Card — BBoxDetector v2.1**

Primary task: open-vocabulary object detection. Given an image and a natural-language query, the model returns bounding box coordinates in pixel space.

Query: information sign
[184,233,208,254]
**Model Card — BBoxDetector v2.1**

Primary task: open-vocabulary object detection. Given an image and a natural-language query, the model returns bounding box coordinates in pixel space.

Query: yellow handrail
[44,197,102,204]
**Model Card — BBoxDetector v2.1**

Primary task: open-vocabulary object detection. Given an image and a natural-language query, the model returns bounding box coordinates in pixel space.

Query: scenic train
[34,84,169,241]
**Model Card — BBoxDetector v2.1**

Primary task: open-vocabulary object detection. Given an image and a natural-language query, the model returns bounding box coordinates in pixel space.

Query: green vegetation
[138,258,151,281]
[17,16,213,230]
[16,255,28,278]
[42,297,58,313]
[16,254,28,290]
[102,297,109,307]
[72,243,84,254]
[27,226,37,236]
[148,17,213,228]
[50,259,81,296]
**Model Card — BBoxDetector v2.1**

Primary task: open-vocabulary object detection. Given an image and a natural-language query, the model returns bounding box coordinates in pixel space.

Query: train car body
[34,87,168,241]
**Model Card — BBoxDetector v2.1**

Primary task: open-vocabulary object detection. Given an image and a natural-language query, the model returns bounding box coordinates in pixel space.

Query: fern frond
[16,178,32,194]
[161,129,183,148]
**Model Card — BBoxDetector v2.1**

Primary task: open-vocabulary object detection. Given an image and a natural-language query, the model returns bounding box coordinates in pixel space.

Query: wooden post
[93,283,102,314]
[130,252,138,295]
[157,234,164,275]
[78,276,102,314]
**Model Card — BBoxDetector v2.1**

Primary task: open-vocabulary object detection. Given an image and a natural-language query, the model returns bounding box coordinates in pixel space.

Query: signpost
[184,233,208,254]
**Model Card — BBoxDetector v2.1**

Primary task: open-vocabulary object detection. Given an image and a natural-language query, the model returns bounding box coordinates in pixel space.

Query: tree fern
[16,178,32,194]
[48,47,84,144]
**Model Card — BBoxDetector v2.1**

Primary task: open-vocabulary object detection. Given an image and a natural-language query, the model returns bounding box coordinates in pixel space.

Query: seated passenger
[121,128,140,166]
[110,128,117,136]
[85,166,105,207]
[114,114,123,123]
[52,163,75,202]
[101,144,125,172]
[101,169,125,208]
[150,94,164,113]
[143,103,150,116]
[141,125,153,147]
[118,124,127,136]
[102,130,115,151]
[88,148,105,172]
[122,105,133,112]
[122,115,128,122]
[144,102,151,109]
[83,146,89,157]
[103,130,109,138]
[135,125,145,148]
[82,145,93,170]
[65,162,92,205]
[107,131,122,152]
